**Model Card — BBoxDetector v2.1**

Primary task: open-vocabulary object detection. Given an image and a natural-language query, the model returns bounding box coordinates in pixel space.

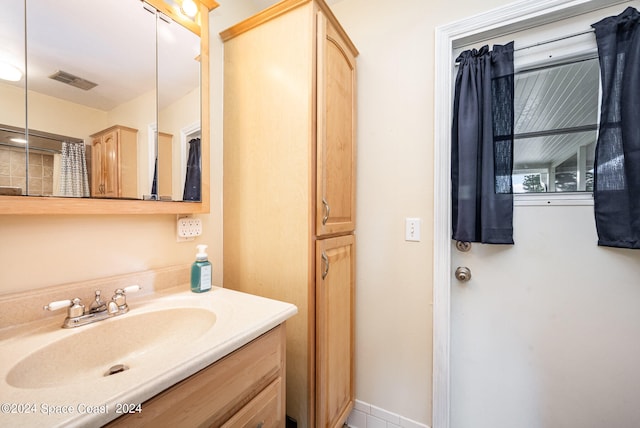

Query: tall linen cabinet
[221,1,358,426]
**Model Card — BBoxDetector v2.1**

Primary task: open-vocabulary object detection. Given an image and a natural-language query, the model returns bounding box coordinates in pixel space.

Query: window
[513,54,599,194]
[452,14,603,198]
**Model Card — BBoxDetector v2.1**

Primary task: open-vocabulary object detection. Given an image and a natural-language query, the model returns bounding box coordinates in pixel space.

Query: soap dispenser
[191,244,212,293]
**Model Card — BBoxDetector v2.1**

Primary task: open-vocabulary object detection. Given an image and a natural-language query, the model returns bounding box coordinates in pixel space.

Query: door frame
[432,0,629,427]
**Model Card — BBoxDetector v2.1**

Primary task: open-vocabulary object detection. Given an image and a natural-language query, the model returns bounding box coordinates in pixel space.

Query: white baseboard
[346,400,430,428]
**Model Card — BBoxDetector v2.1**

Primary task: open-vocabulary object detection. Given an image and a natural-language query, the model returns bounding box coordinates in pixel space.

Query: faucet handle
[112,285,141,308]
[43,299,72,312]
[123,285,141,294]
[68,298,85,317]
[44,298,84,318]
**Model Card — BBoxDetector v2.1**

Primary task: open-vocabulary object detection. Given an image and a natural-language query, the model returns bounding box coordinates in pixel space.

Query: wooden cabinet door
[316,12,357,237]
[102,130,120,197]
[316,234,355,428]
[91,137,104,196]
[221,378,283,428]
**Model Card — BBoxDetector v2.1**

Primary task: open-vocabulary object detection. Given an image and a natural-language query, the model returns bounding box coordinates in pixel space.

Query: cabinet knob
[256,422,264,428]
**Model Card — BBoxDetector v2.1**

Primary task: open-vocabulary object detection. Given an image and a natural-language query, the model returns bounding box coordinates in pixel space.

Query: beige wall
[0,81,108,139]
[329,0,512,424]
[0,1,519,427]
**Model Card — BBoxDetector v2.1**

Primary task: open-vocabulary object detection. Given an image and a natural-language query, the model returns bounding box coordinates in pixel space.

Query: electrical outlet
[177,215,202,242]
[405,217,421,242]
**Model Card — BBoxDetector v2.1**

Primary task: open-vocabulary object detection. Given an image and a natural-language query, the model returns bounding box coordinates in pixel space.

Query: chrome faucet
[43,285,141,328]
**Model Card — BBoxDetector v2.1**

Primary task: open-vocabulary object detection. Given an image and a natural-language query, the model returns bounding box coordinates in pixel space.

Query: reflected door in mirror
[157,6,202,201]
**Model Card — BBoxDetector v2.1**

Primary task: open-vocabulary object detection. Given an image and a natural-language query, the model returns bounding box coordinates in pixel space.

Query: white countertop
[0,286,297,427]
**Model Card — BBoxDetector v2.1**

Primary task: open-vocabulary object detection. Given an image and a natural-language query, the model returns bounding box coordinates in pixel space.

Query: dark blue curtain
[151,157,158,198]
[451,42,515,244]
[183,137,201,201]
[592,7,640,248]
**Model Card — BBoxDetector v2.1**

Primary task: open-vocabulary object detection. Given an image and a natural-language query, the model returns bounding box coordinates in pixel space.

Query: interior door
[449,203,640,428]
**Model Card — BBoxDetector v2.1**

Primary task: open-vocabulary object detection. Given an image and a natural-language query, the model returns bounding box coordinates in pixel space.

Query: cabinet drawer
[221,377,283,428]
[106,325,285,428]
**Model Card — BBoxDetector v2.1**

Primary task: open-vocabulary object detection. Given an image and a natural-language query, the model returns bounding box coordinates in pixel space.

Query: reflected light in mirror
[0,61,22,82]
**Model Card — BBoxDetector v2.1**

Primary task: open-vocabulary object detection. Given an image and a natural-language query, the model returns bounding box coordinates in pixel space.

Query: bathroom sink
[0,286,297,428]
[6,307,216,389]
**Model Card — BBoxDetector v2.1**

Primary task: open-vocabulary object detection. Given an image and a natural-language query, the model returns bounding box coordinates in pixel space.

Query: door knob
[455,266,471,282]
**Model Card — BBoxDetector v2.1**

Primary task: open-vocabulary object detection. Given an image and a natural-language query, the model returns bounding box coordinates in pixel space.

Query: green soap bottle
[191,244,212,293]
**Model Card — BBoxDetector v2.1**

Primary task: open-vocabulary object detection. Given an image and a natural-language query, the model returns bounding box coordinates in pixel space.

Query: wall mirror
[0,0,216,214]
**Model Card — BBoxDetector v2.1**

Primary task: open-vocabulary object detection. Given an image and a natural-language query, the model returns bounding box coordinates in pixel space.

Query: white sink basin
[6,308,216,389]
[0,286,297,428]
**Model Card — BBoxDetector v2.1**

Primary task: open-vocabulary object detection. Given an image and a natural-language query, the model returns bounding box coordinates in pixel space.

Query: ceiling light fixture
[180,0,198,19]
[0,62,22,82]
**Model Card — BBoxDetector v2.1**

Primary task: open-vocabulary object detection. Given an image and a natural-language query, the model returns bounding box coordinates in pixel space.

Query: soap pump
[191,244,212,293]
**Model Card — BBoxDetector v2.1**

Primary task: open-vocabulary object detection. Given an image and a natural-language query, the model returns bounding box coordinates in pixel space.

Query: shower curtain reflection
[58,142,89,197]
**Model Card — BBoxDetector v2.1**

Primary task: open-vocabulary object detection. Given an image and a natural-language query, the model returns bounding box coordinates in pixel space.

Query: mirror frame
[0,0,218,215]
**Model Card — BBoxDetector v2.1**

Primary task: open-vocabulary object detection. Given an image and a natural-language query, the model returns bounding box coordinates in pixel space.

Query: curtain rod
[455,28,596,66]
[515,28,595,52]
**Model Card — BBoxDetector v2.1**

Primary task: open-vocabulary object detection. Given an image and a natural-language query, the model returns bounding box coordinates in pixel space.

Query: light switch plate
[405,217,421,242]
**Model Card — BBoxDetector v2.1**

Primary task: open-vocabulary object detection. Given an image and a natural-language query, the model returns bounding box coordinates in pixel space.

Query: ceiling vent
[48,70,97,91]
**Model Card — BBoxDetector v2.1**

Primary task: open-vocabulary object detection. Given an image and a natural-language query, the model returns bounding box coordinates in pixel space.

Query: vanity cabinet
[90,125,138,199]
[221,1,357,426]
[106,324,286,427]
